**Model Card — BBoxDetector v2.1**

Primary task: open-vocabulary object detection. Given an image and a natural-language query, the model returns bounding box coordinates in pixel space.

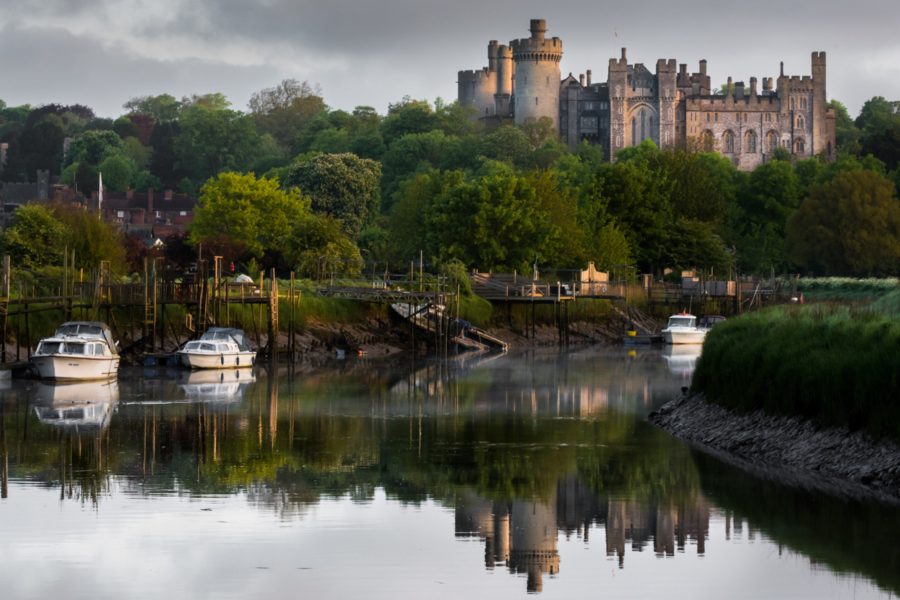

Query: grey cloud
[1,0,899,117]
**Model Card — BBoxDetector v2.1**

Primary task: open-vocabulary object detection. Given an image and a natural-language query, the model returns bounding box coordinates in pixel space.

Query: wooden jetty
[0,252,301,365]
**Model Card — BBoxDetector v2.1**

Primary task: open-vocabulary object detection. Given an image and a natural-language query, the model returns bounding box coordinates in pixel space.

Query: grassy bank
[691,304,900,441]
[793,277,900,301]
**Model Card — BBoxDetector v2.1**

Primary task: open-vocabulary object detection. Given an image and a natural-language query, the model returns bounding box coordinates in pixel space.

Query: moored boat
[177,327,256,369]
[30,322,120,381]
[662,314,707,345]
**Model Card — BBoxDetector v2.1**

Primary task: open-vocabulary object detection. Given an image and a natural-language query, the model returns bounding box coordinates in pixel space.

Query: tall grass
[691,304,900,441]
[793,277,900,299]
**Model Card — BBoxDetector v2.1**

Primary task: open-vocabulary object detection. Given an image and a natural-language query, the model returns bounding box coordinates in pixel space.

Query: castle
[458,19,836,169]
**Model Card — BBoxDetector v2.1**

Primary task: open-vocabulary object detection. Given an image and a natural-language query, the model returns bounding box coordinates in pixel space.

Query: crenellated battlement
[656,58,677,73]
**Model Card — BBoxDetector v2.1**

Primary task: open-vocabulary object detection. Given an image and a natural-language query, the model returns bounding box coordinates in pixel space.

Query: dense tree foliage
[2,87,899,278]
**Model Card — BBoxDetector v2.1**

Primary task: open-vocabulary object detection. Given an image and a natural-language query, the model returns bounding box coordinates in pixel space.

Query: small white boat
[662,314,707,345]
[30,322,120,380]
[177,327,256,369]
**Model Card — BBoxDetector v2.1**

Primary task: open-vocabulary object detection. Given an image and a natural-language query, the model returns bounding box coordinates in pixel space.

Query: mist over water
[0,347,897,599]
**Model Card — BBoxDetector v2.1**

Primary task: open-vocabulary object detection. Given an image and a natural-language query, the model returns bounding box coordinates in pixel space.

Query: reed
[691,304,900,441]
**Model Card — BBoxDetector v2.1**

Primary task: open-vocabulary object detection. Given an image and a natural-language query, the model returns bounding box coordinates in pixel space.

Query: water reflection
[661,345,701,378]
[32,380,119,435]
[0,348,897,598]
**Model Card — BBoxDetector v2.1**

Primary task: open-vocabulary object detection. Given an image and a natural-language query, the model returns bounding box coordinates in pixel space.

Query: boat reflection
[177,368,256,403]
[31,380,119,434]
[661,345,702,377]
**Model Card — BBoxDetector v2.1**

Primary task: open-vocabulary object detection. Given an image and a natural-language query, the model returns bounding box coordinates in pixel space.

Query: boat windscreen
[54,325,79,336]
[667,317,696,328]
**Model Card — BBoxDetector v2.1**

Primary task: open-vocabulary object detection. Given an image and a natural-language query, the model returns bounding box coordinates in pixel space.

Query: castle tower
[494,44,514,117]
[510,19,562,128]
[811,52,827,156]
[608,49,629,158]
[656,59,678,150]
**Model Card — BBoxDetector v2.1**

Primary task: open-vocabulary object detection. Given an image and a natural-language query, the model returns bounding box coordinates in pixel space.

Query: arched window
[485,108,489,115]
[631,118,637,146]
[795,138,805,153]
[641,109,646,142]
[828,141,833,155]
[724,131,735,153]
[701,130,714,150]
[715,113,719,122]
[535,97,538,106]
[790,97,795,110]
[765,113,772,123]
[707,113,710,122]
[745,130,757,153]
[767,132,778,153]
[797,115,804,128]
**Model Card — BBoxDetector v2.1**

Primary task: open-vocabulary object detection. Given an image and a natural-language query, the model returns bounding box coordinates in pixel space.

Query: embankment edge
[649,394,900,504]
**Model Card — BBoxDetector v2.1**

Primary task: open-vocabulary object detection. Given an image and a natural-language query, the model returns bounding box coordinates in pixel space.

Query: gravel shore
[649,393,900,504]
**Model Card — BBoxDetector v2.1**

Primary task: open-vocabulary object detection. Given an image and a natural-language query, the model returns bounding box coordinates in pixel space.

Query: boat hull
[663,330,707,345]
[178,351,256,369]
[30,355,120,381]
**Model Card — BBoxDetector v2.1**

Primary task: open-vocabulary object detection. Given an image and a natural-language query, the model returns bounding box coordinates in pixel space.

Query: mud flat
[650,393,900,504]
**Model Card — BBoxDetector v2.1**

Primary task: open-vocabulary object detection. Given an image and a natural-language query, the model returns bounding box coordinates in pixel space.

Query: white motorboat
[177,327,256,369]
[662,314,707,345]
[30,322,120,381]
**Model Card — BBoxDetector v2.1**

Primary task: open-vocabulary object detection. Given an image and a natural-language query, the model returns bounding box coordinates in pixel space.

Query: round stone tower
[510,19,562,127]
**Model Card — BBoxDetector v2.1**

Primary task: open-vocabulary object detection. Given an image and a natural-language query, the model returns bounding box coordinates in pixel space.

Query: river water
[0,347,897,599]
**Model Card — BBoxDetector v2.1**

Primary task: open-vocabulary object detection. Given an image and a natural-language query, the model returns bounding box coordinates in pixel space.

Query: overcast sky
[1,0,897,119]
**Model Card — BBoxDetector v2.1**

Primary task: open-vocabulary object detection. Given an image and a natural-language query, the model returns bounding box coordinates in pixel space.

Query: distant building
[90,188,198,238]
[459,19,836,169]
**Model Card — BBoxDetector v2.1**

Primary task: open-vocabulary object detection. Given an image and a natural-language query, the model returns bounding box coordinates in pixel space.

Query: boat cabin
[666,315,697,329]
[34,322,118,356]
[698,316,726,330]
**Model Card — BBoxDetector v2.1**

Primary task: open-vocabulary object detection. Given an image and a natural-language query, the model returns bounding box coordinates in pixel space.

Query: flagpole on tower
[98,172,103,220]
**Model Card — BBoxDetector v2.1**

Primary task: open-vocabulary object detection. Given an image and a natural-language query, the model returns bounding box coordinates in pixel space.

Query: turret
[511,19,562,127]
[812,52,828,155]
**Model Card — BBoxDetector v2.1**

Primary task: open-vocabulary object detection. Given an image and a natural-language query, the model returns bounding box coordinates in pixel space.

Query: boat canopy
[53,322,118,354]
[199,328,251,352]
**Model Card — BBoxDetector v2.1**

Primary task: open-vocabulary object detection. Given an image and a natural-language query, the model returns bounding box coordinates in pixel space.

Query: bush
[692,305,900,441]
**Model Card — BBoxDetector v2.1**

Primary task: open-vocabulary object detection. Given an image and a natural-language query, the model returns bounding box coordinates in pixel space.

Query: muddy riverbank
[650,393,900,503]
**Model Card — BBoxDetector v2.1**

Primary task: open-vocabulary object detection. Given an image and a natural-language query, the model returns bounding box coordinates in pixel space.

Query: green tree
[389,171,463,261]
[190,172,309,256]
[425,172,556,272]
[281,214,362,278]
[0,204,66,268]
[99,154,136,193]
[480,125,532,165]
[519,116,558,149]
[248,79,326,151]
[282,153,381,236]
[63,130,126,168]
[380,100,439,146]
[827,100,861,154]
[379,130,459,208]
[123,94,182,121]
[786,170,900,275]
[52,204,128,272]
[174,105,259,181]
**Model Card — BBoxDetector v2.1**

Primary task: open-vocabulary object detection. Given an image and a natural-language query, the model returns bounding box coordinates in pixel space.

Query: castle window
[801,98,808,109]
[744,113,748,122]
[117,211,125,218]
[485,108,489,115]
[765,113,772,123]
[776,114,780,122]
[828,141,833,155]
[768,132,778,152]
[795,138,805,153]
[790,98,795,110]
[706,113,710,122]
[715,113,719,122]
[724,131,735,152]
[745,130,757,153]
[796,115,804,128]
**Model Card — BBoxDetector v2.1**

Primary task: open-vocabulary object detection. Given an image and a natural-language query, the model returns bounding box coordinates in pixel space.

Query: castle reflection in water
[454,477,713,592]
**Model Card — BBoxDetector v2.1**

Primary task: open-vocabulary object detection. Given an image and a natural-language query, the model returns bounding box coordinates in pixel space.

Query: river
[0,347,897,598]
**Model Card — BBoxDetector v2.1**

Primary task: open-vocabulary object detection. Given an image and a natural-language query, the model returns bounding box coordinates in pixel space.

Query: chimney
[699,59,707,76]
[164,189,173,200]
[126,188,133,200]
[579,74,585,86]
[735,81,745,97]
[780,61,784,77]
[750,77,757,96]
[621,48,627,60]
[680,63,687,76]
[764,77,773,91]
[586,70,592,86]
[147,188,154,216]
[727,76,732,95]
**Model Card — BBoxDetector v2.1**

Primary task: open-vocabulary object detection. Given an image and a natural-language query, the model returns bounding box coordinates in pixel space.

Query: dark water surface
[1,347,898,599]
